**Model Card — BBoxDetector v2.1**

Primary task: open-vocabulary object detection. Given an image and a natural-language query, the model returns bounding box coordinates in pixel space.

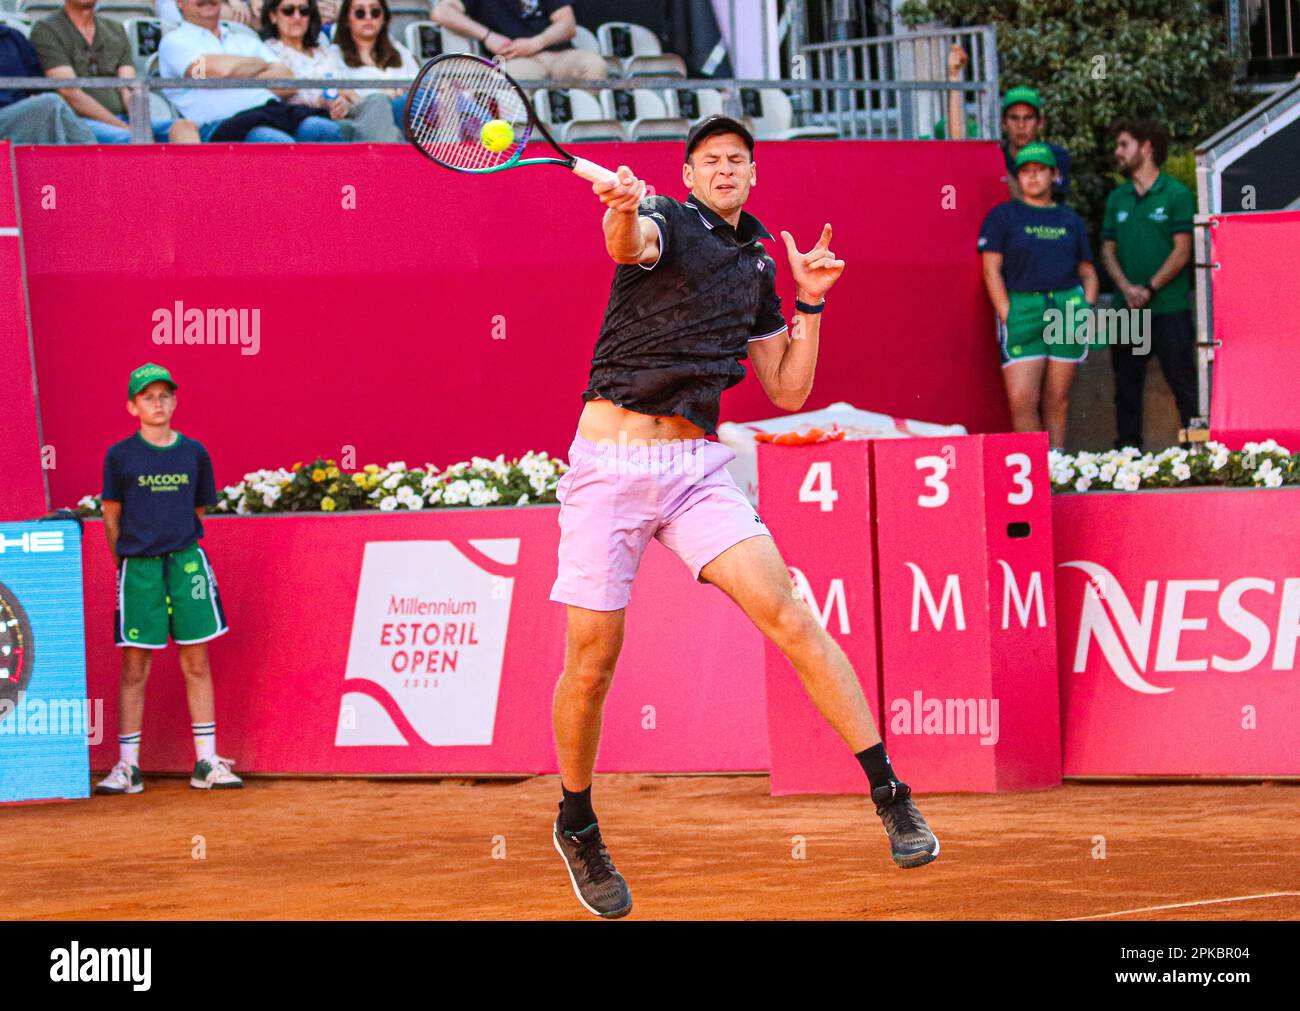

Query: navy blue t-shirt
[977,200,1092,292]
[463,0,573,50]
[102,433,217,558]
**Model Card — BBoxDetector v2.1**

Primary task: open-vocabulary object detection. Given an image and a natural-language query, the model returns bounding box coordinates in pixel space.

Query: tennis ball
[480,119,514,152]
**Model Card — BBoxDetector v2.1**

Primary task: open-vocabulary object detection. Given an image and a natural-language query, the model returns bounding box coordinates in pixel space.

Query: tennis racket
[403,54,620,187]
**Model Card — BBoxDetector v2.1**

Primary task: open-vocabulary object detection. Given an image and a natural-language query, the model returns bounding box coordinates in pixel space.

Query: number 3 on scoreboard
[914,454,950,508]
[1005,452,1033,505]
[799,461,839,512]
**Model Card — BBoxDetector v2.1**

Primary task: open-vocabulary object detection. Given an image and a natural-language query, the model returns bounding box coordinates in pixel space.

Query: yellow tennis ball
[480,119,514,152]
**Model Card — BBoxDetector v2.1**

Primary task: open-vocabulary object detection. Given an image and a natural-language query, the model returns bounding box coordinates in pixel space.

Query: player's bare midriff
[578,397,710,444]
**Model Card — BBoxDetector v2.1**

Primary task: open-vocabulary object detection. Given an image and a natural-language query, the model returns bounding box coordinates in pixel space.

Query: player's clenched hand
[594,165,646,213]
[780,223,845,299]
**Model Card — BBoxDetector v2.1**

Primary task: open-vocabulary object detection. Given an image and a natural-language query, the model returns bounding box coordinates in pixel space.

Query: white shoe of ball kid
[190,755,243,790]
[95,760,143,795]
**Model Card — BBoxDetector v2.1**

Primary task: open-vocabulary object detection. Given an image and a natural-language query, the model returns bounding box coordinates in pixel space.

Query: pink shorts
[549,433,772,611]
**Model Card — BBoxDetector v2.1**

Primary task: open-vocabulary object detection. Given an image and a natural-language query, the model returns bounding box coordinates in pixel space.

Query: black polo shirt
[581,194,787,435]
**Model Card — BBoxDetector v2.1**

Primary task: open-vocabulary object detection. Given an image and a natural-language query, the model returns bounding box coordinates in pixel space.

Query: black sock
[559,784,596,833]
[856,743,899,793]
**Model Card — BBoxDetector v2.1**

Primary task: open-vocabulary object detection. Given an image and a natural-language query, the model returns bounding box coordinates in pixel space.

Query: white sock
[119,732,141,767]
[192,722,216,762]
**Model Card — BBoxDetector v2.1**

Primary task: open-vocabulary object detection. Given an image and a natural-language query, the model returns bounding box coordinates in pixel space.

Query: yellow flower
[326,466,340,479]
[311,468,327,483]
[352,473,368,487]
[291,462,303,472]
[363,464,380,474]
[328,482,339,493]
[321,496,337,512]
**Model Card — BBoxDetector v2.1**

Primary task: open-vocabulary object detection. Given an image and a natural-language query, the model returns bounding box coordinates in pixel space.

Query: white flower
[385,461,408,472]
[1080,462,1099,478]
[516,493,531,505]
[379,496,398,511]
[1100,463,1117,482]
[1074,476,1091,492]
[1265,471,1284,488]
[395,485,414,503]
[421,474,439,493]
[408,495,424,510]
[1172,463,1191,481]
[382,473,402,490]
[426,486,443,505]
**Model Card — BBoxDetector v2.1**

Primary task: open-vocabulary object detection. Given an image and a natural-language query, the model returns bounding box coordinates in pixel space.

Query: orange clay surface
[3,775,1297,920]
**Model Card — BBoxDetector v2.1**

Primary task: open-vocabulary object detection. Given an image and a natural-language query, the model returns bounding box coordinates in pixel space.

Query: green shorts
[998,286,1090,366]
[114,542,229,649]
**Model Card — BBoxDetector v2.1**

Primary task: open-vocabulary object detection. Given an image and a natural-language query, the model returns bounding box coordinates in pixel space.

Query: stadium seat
[428,20,482,56]
[600,87,689,142]
[622,53,687,80]
[124,17,170,75]
[387,4,426,44]
[595,21,660,58]
[595,21,684,80]
[666,86,722,122]
[535,88,624,143]
[404,20,439,61]
[0,11,30,35]
[741,87,839,141]
[571,23,619,78]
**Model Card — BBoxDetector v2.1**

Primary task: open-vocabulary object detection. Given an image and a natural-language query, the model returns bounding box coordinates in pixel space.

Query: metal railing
[797,25,1000,140]
[0,74,999,143]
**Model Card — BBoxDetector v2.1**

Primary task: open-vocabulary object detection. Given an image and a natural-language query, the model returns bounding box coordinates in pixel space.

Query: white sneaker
[190,755,243,790]
[95,761,143,795]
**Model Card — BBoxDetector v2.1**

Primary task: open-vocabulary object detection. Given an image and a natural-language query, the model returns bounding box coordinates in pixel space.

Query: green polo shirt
[30,11,133,117]
[1101,172,1195,315]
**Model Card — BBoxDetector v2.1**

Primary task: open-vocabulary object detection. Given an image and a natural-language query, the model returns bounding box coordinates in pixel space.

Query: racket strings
[406,57,531,171]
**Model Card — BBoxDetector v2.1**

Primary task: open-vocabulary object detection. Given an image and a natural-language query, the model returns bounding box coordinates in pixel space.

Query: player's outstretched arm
[595,166,659,265]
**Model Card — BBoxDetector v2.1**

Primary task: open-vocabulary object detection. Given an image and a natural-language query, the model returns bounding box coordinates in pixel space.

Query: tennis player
[549,116,939,919]
[95,363,242,795]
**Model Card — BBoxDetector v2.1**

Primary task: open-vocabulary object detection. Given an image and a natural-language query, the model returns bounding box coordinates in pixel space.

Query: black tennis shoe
[552,819,633,919]
[872,780,940,868]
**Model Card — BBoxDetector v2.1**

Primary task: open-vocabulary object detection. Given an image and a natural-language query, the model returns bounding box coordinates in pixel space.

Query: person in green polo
[96,363,243,796]
[978,143,1099,449]
[1101,118,1196,449]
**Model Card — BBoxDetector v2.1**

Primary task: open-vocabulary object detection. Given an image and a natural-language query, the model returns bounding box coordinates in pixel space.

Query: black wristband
[482,28,492,43]
[795,298,825,315]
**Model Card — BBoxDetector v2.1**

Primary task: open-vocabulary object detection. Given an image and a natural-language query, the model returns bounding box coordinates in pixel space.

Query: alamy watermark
[0,692,104,744]
[1042,303,1151,355]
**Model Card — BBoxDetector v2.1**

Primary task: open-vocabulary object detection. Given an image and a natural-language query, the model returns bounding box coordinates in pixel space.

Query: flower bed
[68,440,1300,516]
[1049,441,1300,493]
[71,452,568,517]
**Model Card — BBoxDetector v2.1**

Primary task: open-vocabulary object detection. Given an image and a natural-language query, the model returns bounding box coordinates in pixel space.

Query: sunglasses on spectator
[277,3,313,14]
[351,6,384,18]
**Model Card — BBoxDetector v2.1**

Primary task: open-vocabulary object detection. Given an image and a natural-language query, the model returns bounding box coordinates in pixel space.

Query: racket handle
[570,157,619,186]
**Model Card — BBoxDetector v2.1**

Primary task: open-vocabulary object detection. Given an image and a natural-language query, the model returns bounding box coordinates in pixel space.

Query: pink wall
[83,508,770,775]
[1209,210,1300,449]
[0,144,47,521]
[16,141,1009,509]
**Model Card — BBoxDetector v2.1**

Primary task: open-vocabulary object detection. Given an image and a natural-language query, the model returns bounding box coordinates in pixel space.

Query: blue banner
[0,519,91,803]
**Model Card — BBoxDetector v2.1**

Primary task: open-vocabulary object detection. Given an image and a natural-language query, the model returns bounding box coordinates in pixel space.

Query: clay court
[4,775,1298,920]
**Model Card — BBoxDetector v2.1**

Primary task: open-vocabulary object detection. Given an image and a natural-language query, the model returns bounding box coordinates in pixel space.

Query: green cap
[1001,86,1042,113]
[128,362,177,399]
[1015,141,1057,170]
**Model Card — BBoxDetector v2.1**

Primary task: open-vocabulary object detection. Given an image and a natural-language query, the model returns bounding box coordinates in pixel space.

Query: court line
[1058,892,1300,921]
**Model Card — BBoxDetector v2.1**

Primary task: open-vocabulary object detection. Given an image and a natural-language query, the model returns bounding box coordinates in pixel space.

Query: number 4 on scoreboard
[798,461,839,512]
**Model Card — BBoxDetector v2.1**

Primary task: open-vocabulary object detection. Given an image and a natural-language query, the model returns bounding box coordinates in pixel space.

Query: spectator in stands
[160,0,345,141]
[32,0,199,144]
[260,0,399,140]
[1000,86,1070,201]
[431,0,606,81]
[1101,118,1197,450]
[157,0,262,25]
[333,0,418,130]
[0,20,94,143]
[978,143,1098,449]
